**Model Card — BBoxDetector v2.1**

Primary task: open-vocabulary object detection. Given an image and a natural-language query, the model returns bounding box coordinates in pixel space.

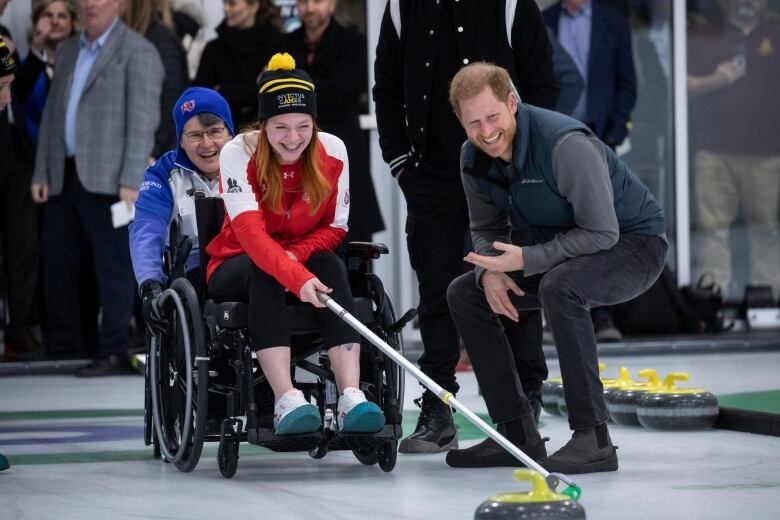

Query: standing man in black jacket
[281,0,383,242]
[373,0,560,454]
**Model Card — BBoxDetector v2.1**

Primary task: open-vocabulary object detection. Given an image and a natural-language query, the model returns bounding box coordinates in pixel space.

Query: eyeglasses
[182,126,227,144]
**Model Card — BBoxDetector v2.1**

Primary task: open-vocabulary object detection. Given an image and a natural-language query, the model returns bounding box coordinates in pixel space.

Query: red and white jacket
[206,131,350,295]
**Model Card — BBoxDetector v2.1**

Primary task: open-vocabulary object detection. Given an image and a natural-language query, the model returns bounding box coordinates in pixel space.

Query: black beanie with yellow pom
[257,53,317,121]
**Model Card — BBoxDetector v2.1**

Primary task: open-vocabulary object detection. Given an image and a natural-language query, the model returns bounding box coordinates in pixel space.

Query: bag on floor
[611,266,726,334]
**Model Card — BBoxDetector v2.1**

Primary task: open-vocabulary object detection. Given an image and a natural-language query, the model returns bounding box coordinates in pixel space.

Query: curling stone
[542,377,564,416]
[602,366,634,401]
[474,469,586,520]
[605,369,660,426]
[636,372,719,430]
[557,391,569,418]
[557,362,611,417]
[0,453,9,471]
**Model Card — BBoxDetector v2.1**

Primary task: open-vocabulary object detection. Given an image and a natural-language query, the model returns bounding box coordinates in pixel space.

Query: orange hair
[246,123,331,215]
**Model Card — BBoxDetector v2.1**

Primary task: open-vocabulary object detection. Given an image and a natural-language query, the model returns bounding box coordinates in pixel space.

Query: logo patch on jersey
[343,189,350,206]
[180,100,195,114]
[283,171,295,180]
[226,178,242,193]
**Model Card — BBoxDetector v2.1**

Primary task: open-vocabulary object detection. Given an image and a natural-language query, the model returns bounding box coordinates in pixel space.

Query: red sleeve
[219,135,315,294]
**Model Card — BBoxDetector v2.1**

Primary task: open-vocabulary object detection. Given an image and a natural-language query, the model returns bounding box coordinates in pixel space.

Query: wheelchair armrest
[343,241,389,260]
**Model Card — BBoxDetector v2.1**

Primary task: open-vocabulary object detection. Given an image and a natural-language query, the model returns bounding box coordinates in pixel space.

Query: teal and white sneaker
[274,389,321,435]
[0,453,9,471]
[338,387,385,433]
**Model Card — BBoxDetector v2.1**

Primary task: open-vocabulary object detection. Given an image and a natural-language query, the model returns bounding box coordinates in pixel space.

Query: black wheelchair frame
[143,196,414,478]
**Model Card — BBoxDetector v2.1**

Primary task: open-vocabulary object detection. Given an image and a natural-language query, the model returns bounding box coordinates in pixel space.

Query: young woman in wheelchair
[204,53,385,436]
[130,87,234,303]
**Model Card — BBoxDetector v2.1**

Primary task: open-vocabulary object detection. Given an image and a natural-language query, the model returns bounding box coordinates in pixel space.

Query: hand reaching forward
[299,278,332,308]
[481,271,524,322]
[464,242,524,272]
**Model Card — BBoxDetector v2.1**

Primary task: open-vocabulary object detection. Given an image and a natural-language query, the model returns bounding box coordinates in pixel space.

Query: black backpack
[612,265,726,334]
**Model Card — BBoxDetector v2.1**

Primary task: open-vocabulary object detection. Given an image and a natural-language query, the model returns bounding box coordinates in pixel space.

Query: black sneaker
[74,354,135,377]
[541,424,618,474]
[398,390,458,453]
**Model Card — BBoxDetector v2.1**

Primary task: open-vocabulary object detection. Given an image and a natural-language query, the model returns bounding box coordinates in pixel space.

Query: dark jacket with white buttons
[373,0,560,177]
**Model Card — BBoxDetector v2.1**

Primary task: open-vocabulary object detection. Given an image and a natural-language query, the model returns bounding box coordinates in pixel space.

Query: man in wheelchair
[130,87,234,305]
[205,53,385,436]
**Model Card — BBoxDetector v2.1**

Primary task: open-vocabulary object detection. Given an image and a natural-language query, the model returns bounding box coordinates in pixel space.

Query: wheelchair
[142,196,414,478]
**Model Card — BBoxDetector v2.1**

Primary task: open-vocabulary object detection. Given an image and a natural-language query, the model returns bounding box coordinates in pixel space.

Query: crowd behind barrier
[0,1,776,416]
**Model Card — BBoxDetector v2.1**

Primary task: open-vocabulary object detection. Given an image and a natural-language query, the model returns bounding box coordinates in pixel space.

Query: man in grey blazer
[31,0,164,376]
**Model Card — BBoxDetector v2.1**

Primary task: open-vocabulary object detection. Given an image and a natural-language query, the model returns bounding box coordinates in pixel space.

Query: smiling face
[458,86,518,163]
[180,116,231,178]
[264,112,314,164]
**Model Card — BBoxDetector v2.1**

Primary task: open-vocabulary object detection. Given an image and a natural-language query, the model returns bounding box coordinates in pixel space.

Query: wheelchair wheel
[149,277,209,472]
[352,447,379,466]
[380,293,405,408]
[218,439,239,479]
[377,439,397,472]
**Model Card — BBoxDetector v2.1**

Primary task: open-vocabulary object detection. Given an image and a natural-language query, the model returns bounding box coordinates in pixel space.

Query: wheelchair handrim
[149,287,194,465]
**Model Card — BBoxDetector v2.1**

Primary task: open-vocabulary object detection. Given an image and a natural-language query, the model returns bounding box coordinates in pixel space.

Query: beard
[473,117,517,160]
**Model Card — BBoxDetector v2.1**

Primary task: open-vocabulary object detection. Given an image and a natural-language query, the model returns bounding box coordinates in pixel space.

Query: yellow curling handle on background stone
[636,368,661,388]
[603,366,634,389]
[487,469,572,503]
[651,372,709,394]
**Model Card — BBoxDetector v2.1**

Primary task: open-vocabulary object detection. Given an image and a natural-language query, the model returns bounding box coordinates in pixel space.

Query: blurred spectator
[544,0,637,342]
[31,0,163,376]
[546,26,584,117]
[373,0,558,454]
[193,0,282,128]
[689,0,780,299]
[280,0,383,243]
[124,0,190,160]
[161,0,206,80]
[1,32,18,474]
[543,0,637,147]
[1,1,77,360]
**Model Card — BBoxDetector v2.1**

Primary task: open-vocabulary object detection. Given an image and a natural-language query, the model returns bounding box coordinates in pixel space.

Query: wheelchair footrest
[247,428,322,452]
[246,424,401,453]
[326,424,401,453]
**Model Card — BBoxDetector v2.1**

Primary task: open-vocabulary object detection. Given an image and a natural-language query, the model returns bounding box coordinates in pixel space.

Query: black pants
[448,234,667,429]
[208,251,360,349]
[398,164,546,394]
[0,140,39,339]
[40,160,135,356]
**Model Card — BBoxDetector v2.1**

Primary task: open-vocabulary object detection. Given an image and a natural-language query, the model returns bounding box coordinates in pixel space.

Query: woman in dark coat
[281,9,383,242]
[194,0,282,129]
[124,0,190,160]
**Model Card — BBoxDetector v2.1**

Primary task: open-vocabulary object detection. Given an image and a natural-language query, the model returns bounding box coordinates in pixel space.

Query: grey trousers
[447,233,667,430]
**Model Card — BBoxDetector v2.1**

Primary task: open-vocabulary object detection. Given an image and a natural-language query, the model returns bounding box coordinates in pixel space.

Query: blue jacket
[129,86,233,287]
[129,151,220,286]
[543,2,636,144]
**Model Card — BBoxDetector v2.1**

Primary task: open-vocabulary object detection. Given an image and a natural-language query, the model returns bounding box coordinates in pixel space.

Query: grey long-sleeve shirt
[462,131,619,286]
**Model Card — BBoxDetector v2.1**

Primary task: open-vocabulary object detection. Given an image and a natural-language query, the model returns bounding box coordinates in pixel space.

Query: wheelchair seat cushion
[205,296,375,331]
